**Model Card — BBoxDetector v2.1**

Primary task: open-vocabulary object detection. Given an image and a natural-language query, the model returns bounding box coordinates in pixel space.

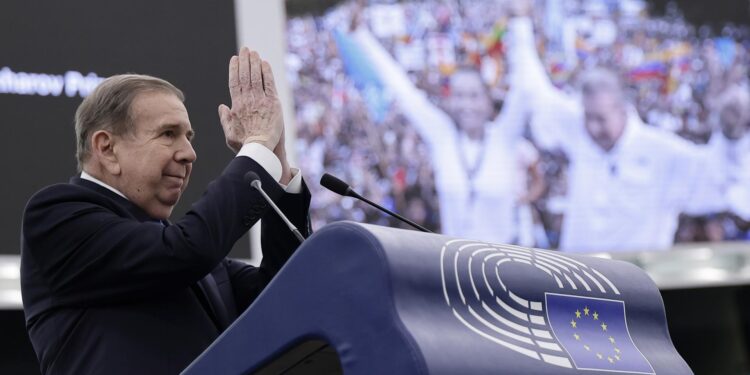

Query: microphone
[320,173,432,233]
[245,172,305,243]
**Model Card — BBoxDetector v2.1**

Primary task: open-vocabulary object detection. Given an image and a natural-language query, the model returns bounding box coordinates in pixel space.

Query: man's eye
[162,130,176,138]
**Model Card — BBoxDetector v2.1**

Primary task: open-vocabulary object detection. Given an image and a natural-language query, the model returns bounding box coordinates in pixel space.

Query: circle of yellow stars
[570,305,622,364]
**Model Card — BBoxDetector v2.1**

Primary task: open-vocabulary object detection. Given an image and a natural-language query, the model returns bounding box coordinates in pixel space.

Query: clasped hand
[218,47,284,153]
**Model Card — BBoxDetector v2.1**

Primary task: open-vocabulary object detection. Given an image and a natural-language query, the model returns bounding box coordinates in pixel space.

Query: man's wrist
[237,143,283,182]
[279,163,292,185]
[237,143,302,192]
[275,145,292,184]
[283,168,303,194]
[243,136,275,150]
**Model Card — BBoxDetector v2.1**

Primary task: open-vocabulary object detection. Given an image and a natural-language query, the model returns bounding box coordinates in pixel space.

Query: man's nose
[176,138,197,164]
[587,121,603,135]
[456,95,473,108]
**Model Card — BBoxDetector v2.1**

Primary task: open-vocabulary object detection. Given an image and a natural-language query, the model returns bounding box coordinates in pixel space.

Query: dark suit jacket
[20,156,311,375]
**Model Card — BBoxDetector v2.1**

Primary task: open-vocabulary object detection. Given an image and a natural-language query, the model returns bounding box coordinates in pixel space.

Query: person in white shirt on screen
[352,25,544,246]
[504,14,726,252]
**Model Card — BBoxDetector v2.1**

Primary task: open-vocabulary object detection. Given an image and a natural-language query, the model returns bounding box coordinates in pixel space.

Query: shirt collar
[80,171,129,200]
[608,109,644,157]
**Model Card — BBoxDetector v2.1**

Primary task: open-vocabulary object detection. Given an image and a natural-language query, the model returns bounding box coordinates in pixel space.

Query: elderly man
[504,14,725,252]
[20,48,311,374]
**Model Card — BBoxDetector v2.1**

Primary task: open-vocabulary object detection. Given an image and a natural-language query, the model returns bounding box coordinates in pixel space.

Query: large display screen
[0,0,239,255]
[287,0,750,252]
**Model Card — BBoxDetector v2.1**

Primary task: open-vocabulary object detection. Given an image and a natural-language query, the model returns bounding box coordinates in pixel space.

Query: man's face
[583,92,627,152]
[112,91,196,219]
[719,101,749,140]
[446,70,493,133]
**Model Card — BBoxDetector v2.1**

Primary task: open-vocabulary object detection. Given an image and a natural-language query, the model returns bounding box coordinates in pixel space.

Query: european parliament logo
[440,239,657,373]
[546,293,653,373]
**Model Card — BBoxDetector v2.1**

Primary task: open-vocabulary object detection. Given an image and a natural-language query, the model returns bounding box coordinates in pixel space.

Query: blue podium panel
[183,222,691,375]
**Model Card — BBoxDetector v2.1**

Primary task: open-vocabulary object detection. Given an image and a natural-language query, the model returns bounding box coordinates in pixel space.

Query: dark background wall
[648,0,750,30]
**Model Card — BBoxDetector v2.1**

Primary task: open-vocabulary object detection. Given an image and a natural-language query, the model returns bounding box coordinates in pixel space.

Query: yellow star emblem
[596,353,603,360]
[609,336,615,344]
[584,306,589,316]
[575,309,582,319]
[593,312,599,320]
[601,322,608,331]
[583,345,590,351]
[608,357,614,363]
[615,354,621,361]
[570,320,577,328]
[574,333,580,341]
[614,348,621,354]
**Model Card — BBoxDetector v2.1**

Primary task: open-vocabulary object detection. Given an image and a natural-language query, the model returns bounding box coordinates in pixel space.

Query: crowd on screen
[286,0,750,250]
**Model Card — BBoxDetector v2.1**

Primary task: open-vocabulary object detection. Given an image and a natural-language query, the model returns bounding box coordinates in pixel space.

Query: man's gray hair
[579,68,626,105]
[716,84,750,112]
[74,74,184,171]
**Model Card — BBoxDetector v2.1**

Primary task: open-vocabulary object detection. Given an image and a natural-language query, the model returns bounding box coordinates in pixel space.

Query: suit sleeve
[227,179,312,312]
[22,157,284,307]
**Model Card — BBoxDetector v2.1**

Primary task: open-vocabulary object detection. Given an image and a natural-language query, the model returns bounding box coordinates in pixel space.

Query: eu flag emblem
[545,293,654,373]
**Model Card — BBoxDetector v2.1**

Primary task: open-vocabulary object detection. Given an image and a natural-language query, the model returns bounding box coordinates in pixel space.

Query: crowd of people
[286,0,750,250]
[288,9,442,233]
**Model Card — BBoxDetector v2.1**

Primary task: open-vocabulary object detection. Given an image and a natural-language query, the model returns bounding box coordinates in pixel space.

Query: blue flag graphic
[545,293,654,373]
[333,30,391,123]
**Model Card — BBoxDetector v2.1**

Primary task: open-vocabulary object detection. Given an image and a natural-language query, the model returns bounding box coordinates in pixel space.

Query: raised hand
[218,47,284,153]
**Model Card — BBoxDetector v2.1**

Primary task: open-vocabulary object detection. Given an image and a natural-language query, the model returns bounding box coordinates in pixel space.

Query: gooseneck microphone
[245,172,305,243]
[320,173,432,233]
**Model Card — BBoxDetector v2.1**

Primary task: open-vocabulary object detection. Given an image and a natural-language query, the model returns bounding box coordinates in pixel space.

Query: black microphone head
[244,171,261,187]
[320,173,354,197]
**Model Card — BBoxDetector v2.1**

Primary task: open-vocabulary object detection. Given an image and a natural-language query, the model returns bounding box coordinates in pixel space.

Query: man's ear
[90,130,121,176]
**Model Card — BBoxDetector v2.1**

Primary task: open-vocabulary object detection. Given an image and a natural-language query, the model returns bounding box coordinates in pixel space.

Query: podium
[182,222,691,374]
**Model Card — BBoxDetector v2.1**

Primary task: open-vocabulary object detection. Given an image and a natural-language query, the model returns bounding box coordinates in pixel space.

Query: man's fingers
[239,47,251,91]
[261,60,277,98]
[228,56,240,106]
[249,51,264,97]
[218,104,232,127]
[218,104,240,152]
